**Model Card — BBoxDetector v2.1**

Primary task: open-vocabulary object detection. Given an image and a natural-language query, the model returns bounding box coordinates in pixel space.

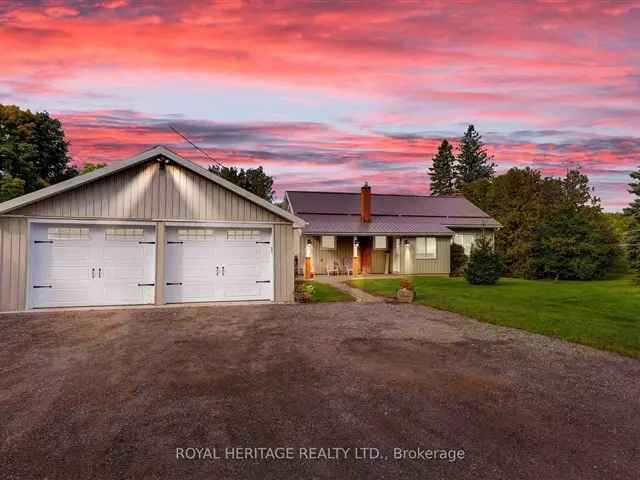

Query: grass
[348,275,640,358]
[297,281,355,303]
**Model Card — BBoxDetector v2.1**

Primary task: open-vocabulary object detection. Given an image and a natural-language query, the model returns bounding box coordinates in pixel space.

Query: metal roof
[0,146,305,226]
[286,190,499,235]
[286,190,493,217]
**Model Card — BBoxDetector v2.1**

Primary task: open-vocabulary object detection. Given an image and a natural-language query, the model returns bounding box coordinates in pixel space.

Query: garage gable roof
[0,146,304,225]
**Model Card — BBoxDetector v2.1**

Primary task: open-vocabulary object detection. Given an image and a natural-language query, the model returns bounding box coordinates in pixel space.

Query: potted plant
[294,282,315,303]
[396,278,415,303]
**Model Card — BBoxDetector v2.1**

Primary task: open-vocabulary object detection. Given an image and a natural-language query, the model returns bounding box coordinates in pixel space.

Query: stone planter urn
[396,287,415,303]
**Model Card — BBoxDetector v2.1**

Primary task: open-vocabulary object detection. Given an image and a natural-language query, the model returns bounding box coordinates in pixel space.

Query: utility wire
[169,124,225,168]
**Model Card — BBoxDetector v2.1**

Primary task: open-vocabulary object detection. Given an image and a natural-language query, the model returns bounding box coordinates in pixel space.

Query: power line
[169,124,224,168]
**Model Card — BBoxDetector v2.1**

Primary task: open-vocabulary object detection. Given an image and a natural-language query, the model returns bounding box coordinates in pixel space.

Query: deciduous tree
[209,165,275,202]
[0,104,77,201]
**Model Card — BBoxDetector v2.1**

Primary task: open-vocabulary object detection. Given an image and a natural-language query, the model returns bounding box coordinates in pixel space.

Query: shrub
[450,243,468,276]
[465,235,504,285]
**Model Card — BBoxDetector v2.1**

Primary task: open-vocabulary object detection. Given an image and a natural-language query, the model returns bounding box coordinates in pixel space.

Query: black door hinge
[34,240,54,244]
[166,282,183,286]
[256,280,271,283]
[256,241,271,244]
[139,241,156,244]
[137,283,155,287]
[167,241,183,244]
[33,285,52,288]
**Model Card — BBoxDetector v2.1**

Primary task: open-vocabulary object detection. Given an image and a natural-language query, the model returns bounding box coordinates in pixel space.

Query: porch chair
[341,257,354,276]
[326,261,340,276]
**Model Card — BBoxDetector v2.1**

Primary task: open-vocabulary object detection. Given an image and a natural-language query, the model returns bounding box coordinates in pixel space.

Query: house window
[179,228,216,240]
[453,233,476,255]
[105,228,144,240]
[321,235,336,250]
[374,235,387,249]
[48,227,90,240]
[416,237,437,259]
[226,229,260,241]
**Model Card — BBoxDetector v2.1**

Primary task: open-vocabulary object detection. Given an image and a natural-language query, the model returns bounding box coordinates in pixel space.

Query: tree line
[429,126,639,281]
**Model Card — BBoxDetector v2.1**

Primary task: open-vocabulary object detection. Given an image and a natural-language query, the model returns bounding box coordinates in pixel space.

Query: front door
[360,237,373,274]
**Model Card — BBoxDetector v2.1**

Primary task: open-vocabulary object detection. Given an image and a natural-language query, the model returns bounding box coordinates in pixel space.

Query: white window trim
[321,235,336,250]
[416,236,437,260]
[374,235,387,250]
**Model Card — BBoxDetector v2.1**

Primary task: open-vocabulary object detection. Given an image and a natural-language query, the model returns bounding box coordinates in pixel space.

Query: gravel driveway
[1,303,639,479]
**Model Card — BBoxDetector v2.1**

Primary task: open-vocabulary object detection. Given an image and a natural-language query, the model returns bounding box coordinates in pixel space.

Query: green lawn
[348,276,640,357]
[297,281,355,303]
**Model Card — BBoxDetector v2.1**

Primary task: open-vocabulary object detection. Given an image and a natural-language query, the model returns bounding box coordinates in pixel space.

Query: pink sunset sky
[2,0,639,210]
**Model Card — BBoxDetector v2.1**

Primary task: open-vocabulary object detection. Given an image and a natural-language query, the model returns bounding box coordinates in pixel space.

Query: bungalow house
[285,184,499,277]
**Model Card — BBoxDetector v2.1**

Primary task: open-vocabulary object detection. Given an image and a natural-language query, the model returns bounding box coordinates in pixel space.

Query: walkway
[313,275,387,303]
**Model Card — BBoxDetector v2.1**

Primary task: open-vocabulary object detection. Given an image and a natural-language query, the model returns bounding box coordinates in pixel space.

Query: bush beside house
[450,243,468,276]
[465,235,504,285]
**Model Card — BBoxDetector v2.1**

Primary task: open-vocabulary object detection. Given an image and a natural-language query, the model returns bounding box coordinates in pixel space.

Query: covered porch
[298,233,453,279]
[301,234,396,278]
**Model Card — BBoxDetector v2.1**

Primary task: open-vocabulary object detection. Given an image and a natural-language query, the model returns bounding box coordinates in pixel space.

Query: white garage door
[165,227,273,303]
[28,223,156,308]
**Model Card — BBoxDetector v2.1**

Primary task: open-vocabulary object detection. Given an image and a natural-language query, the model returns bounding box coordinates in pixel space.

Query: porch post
[352,236,360,275]
[304,238,313,279]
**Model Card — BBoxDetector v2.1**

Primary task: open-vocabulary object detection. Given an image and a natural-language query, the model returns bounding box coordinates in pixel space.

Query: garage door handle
[256,280,271,283]
[33,285,52,288]
[166,282,183,286]
[138,283,155,287]
[167,241,183,244]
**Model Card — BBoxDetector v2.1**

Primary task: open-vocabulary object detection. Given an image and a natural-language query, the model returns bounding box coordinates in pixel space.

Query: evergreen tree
[465,233,504,285]
[455,125,496,191]
[624,165,640,281]
[428,140,456,195]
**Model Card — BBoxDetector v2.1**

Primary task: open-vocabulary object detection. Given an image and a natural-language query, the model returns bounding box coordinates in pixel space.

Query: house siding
[13,161,282,222]
[1,160,296,311]
[399,236,451,275]
[0,217,28,312]
[303,235,354,274]
[273,224,295,303]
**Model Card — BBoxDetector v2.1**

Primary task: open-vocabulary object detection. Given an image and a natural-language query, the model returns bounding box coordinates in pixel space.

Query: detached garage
[0,146,303,312]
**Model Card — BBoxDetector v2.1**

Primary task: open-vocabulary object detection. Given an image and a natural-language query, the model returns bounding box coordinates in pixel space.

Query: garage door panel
[34,286,93,308]
[28,223,155,309]
[165,226,273,303]
[164,231,219,303]
[223,281,261,299]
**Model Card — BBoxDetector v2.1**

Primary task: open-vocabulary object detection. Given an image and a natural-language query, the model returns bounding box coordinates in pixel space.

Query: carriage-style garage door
[164,226,273,303]
[28,223,156,308]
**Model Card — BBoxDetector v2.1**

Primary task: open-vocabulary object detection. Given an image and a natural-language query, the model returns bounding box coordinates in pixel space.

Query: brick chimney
[360,182,372,223]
